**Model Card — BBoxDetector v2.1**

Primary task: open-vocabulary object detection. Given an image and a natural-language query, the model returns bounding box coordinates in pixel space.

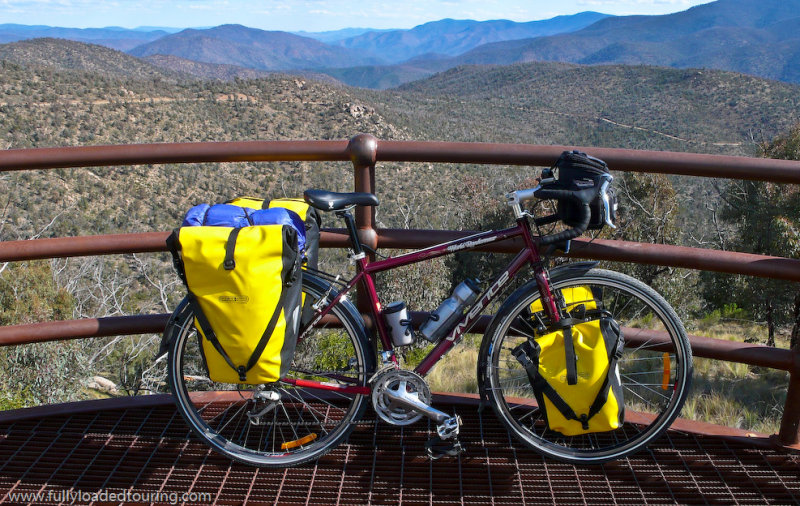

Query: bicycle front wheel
[166,273,374,467]
[481,268,692,464]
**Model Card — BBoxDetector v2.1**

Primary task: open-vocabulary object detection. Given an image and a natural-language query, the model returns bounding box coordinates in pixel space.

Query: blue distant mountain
[3,0,799,88]
[127,24,385,71]
[0,24,170,51]
[448,0,800,84]
[294,27,395,44]
[333,12,611,63]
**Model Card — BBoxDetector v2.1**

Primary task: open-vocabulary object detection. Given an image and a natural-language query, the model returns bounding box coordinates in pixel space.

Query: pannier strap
[512,339,601,432]
[246,288,288,373]
[563,326,578,385]
[186,292,242,378]
[512,342,578,423]
[223,228,241,271]
[534,376,586,429]
[188,287,291,383]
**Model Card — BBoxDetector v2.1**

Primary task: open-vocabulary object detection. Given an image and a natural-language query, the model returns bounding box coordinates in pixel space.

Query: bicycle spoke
[623,383,669,411]
[621,375,674,402]
[278,388,334,434]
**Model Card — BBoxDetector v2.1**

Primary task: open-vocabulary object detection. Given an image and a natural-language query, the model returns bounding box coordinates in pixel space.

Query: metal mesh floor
[0,395,798,505]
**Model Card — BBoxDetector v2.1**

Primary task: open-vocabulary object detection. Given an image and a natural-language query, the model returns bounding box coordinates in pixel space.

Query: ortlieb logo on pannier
[168,202,305,384]
[513,285,625,436]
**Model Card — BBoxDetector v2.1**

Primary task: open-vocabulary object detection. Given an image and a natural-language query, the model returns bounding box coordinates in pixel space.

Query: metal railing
[0,133,799,447]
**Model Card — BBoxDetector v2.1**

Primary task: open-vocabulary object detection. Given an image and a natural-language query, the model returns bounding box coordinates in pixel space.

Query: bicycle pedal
[424,437,465,460]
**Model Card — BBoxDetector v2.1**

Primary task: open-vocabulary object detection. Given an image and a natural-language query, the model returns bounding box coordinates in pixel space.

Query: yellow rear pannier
[226,196,321,325]
[513,286,625,436]
[169,223,302,384]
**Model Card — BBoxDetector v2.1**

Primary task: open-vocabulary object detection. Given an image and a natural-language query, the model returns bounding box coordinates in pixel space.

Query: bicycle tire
[166,272,375,467]
[480,268,692,464]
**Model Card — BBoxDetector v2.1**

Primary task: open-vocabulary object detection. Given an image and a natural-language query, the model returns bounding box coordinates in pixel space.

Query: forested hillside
[0,38,180,80]
[381,62,800,153]
[3,54,799,243]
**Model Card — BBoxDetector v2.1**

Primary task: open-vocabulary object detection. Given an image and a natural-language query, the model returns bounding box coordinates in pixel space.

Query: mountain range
[0,24,174,51]
[446,0,800,83]
[331,13,611,63]
[1,0,799,88]
[127,24,385,71]
[317,0,800,87]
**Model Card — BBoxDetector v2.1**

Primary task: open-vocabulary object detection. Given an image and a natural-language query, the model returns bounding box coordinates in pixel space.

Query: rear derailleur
[245,388,281,425]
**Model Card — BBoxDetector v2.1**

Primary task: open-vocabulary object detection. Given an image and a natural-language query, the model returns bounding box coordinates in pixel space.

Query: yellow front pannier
[513,286,625,436]
[169,224,302,384]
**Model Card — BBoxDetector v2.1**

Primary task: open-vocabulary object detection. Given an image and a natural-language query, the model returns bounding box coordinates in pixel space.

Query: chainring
[371,368,432,426]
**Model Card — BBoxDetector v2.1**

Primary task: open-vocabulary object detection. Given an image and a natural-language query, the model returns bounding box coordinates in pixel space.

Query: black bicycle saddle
[304,189,380,211]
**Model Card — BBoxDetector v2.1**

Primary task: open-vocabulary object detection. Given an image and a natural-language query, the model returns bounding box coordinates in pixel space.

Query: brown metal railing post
[346,134,379,321]
[778,344,800,446]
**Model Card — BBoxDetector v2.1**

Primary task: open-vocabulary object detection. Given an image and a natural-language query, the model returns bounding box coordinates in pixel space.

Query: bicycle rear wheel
[166,273,374,467]
[481,268,692,464]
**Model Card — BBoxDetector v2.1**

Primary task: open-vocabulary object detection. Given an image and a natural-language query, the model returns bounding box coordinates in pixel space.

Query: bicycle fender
[548,261,599,283]
[156,297,191,359]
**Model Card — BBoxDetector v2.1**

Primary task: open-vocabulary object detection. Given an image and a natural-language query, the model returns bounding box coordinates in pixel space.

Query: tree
[712,124,800,347]
[762,124,800,350]
[608,172,702,317]
[0,261,85,407]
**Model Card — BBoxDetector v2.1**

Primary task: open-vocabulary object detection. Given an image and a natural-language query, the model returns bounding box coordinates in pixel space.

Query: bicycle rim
[167,274,372,467]
[485,269,692,464]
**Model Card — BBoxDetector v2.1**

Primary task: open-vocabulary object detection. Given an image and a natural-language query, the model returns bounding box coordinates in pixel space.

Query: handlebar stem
[506,186,540,219]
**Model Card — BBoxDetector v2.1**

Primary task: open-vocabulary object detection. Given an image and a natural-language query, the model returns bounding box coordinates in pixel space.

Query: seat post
[335,209,364,256]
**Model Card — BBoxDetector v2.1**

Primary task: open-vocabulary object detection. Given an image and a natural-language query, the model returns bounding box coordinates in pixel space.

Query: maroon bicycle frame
[283,215,562,395]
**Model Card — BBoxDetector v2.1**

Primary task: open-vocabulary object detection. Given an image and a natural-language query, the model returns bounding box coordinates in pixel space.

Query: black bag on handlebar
[543,150,617,230]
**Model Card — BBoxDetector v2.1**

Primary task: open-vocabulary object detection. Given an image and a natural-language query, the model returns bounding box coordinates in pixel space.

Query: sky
[0,0,715,32]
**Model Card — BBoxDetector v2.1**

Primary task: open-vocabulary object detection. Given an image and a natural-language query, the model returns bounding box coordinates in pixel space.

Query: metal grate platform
[0,395,798,505]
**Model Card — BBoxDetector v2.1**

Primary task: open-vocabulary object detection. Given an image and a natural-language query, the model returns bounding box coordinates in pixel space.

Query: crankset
[370,368,465,458]
[371,368,432,426]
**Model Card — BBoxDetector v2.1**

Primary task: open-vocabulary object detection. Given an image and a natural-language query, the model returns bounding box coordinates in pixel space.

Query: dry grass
[673,321,789,434]
[401,334,481,394]
[426,345,480,394]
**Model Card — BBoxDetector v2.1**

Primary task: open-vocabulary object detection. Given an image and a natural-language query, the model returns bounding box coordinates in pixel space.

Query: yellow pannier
[513,285,624,436]
[226,196,320,270]
[226,196,321,325]
[169,223,302,384]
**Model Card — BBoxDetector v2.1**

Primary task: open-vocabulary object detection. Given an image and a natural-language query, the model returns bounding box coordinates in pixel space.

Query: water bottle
[383,301,414,346]
[419,279,480,343]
